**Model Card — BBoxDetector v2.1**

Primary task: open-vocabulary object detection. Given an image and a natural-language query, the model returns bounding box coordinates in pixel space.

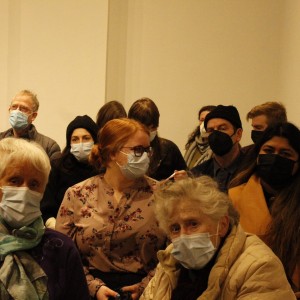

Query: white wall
[2,0,299,153]
[1,0,108,149]
[108,0,285,151]
[279,0,300,125]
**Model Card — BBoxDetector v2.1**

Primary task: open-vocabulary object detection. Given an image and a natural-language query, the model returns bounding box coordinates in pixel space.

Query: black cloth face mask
[251,130,265,144]
[256,154,296,188]
[208,130,234,156]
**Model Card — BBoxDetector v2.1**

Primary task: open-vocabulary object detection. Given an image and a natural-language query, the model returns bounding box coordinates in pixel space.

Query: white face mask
[117,151,150,180]
[149,130,157,142]
[70,141,94,162]
[171,228,219,269]
[0,186,42,228]
[9,110,29,130]
[200,122,209,139]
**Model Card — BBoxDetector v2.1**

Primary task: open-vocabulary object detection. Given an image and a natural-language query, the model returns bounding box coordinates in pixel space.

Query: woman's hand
[96,285,120,300]
[173,170,188,181]
[121,284,141,300]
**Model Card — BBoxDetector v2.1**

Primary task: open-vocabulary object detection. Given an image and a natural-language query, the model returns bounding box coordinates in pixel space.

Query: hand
[45,217,56,229]
[173,170,188,181]
[121,284,141,300]
[96,285,120,300]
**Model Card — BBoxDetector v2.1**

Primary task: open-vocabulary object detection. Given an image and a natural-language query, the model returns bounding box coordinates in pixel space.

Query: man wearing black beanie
[190,105,245,192]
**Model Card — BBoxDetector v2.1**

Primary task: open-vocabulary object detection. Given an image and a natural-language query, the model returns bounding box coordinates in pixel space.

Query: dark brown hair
[96,100,127,130]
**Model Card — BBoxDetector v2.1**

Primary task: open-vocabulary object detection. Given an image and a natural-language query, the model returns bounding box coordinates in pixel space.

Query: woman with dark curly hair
[229,122,300,298]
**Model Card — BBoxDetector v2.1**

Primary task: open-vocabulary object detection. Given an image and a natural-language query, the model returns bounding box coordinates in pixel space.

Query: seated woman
[0,138,89,300]
[41,115,99,228]
[55,118,166,300]
[96,100,127,130]
[140,176,295,300]
[128,97,187,181]
[184,105,216,169]
[229,122,300,297]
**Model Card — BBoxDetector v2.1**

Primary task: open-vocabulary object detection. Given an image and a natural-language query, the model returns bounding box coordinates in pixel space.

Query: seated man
[0,89,61,161]
[190,105,245,192]
[140,176,295,300]
[246,101,287,144]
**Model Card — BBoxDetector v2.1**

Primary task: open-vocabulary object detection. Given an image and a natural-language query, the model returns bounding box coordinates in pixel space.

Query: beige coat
[140,225,296,300]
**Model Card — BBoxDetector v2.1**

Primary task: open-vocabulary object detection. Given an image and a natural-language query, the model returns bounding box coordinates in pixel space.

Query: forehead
[1,163,45,183]
[12,95,33,107]
[71,128,92,137]
[124,129,150,146]
[207,118,233,129]
[251,115,268,126]
[262,136,298,153]
[170,200,209,221]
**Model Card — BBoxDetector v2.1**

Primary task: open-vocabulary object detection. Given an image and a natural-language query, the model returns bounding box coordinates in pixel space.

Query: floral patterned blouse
[55,174,166,297]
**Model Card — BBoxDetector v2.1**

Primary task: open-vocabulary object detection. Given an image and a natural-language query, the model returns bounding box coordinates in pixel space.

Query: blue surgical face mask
[70,141,94,162]
[0,186,42,228]
[117,151,150,179]
[9,110,30,130]
[171,224,220,270]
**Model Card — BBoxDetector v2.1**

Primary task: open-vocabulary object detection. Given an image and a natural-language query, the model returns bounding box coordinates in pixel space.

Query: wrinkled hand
[121,284,141,300]
[173,170,188,181]
[96,285,119,300]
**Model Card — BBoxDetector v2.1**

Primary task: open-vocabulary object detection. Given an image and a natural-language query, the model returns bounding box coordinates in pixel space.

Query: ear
[31,112,38,122]
[235,128,243,143]
[218,215,230,237]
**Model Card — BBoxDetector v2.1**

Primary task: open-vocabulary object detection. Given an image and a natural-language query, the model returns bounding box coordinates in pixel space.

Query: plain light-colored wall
[1,0,108,149]
[279,0,300,124]
[1,0,299,153]
[108,0,288,152]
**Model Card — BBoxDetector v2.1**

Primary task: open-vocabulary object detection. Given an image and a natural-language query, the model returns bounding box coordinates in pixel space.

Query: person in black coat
[128,97,187,181]
[41,115,99,227]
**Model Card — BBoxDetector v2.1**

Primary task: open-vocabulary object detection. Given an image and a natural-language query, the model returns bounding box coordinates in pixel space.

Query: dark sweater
[29,229,90,300]
[41,154,98,221]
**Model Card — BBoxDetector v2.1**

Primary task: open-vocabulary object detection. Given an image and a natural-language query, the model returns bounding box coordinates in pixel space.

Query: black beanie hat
[204,105,242,130]
[66,115,99,146]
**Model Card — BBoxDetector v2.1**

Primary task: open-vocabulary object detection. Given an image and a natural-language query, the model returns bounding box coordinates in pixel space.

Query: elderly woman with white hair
[0,138,89,300]
[140,176,295,300]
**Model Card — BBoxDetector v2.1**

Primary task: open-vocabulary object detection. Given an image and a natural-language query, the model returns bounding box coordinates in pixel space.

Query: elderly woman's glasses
[122,146,153,157]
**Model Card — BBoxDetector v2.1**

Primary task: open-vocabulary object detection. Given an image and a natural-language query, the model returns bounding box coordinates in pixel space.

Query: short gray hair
[154,176,239,234]
[0,138,50,188]
[13,90,40,112]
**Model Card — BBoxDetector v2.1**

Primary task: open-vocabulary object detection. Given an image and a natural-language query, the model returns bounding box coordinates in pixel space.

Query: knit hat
[66,115,99,146]
[204,105,242,130]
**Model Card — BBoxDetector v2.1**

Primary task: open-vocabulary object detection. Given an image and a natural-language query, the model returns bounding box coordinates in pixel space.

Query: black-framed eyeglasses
[122,146,153,157]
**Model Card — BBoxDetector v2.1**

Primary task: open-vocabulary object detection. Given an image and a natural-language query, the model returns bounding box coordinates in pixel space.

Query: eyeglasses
[122,146,153,157]
[10,104,33,114]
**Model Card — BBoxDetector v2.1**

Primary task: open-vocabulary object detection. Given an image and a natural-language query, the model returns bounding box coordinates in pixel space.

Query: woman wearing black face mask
[229,122,300,298]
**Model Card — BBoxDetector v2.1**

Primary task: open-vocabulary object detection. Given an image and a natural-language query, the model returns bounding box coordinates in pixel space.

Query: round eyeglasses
[122,146,153,157]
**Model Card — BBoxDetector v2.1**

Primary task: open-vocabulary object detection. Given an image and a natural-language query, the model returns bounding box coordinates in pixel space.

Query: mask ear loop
[209,221,220,248]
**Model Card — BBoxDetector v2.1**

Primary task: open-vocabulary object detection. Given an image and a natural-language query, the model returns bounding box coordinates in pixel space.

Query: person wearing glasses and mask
[128,97,187,181]
[229,122,300,298]
[56,118,166,300]
[40,115,99,229]
[140,176,295,300]
[0,138,90,300]
[0,90,61,161]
